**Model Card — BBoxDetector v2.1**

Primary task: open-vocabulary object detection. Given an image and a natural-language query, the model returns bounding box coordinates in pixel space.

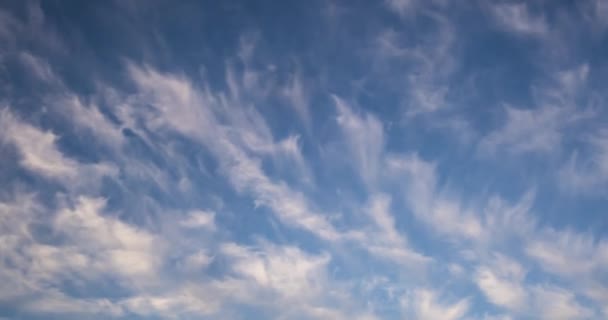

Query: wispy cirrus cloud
[401,288,470,320]
[490,3,548,37]
[0,108,118,187]
[1,1,608,319]
[334,95,385,187]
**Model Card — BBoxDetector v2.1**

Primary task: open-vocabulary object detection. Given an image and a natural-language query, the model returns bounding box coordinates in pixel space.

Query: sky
[0,0,608,319]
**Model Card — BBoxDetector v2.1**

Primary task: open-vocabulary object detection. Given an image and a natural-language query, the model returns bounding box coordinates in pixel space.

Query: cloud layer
[1,1,607,319]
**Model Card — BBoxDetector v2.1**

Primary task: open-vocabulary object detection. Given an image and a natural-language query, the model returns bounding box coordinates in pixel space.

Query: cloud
[478,105,566,155]
[18,51,60,83]
[588,0,608,32]
[0,184,222,319]
[218,241,378,320]
[401,288,470,320]
[375,14,457,116]
[0,2,65,56]
[474,253,594,319]
[282,69,312,130]
[1,1,607,318]
[490,3,548,36]
[126,63,341,242]
[59,94,125,148]
[474,254,528,312]
[386,153,484,240]
[23,290,124,317]
[125,63,429,299]
[9,51,125,152]
[120,285,222,318]
[334,96,385,186]
[1,189,361,319]
[385,149,603,317]
[385,0,414,16]
[532,285,593,320]
[0,193,158,317]
[54,197,163,280]
[0,195,162,290]
[559,129,608,193]
[180,209,216,230]
[361,194,430,265]
[479,64,592,157]
[0,108,117,185]
[0,108,77,178]
[222,242,330,300]
[525,228,608,278]
[0,192,43,301]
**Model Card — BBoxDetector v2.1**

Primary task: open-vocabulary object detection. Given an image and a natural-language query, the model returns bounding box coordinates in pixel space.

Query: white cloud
[479,64,592,157]
[366,194,403,245]
[19,51,60,83]
[180,209,216,230]
[23,290,124,317]
[178,250,213,271]
[282,69,311,130]
[53,197,162,280]
[525,228,608,278]
[474,253,594,318]
[559,129,608,193]
[0,191,232,318]
[479,105,566,155]
[480,315,514,320]
[376,15,456,116]
[588,0,608,31]
[491,3,548,36]
[0,195,162,292]
[483,191,537,240]
[0,193,168,317]
[361,194,430,265]
[127,64,215,140]
[386,153,483,240]
[120,284,221,318]
[2,8,606,318]
[0,108,77,178]
[383,152,601,317]
[401,288,470,320]
[0,8,18,45]
[532,285,593,320]
[60,95,125,147]
[0,108,117,186]
[0,192,43,300]
[126,64,341,242]
[334,96,385,186]
[385,0,414,16]
[12,52,125,150]
[0,2,65,56]
[219,241,378,320]
[554,64,590,100]
[222,242,330,300]
[474,254,528,312]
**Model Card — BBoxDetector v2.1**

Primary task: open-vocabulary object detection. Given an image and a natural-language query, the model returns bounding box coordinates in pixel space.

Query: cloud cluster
[1,0,607,319]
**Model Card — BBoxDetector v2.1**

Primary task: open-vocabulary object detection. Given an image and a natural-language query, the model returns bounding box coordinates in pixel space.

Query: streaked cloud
[0,0,607,319]
[490,3,548,36]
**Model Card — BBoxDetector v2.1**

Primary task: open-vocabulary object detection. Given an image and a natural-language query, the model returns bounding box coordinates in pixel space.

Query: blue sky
[1,0,608,319]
